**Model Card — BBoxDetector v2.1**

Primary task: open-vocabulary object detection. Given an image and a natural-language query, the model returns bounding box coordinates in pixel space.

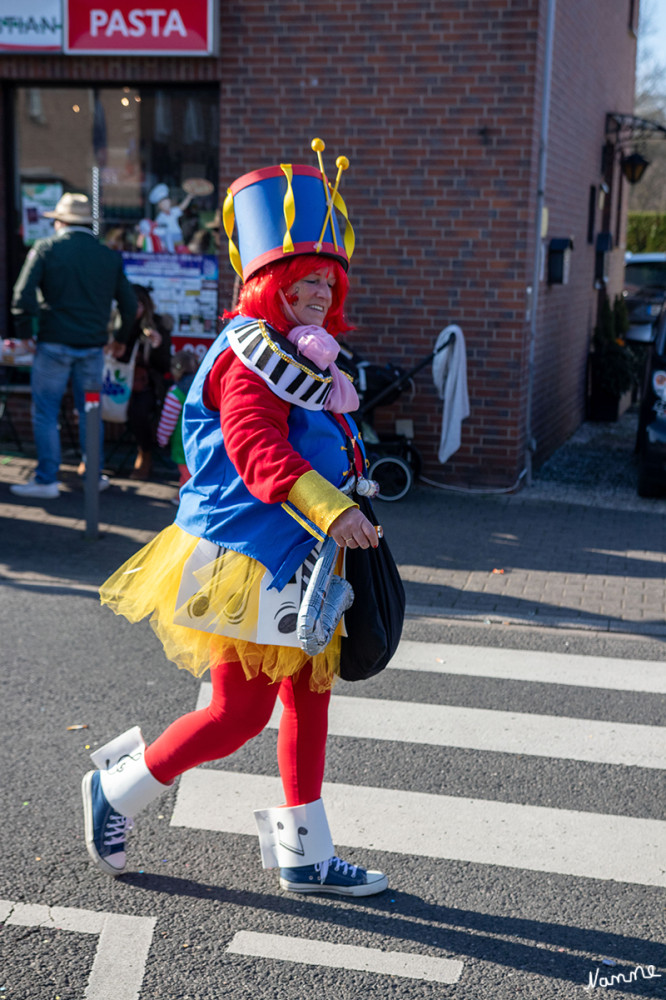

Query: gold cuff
[287,470,357,534]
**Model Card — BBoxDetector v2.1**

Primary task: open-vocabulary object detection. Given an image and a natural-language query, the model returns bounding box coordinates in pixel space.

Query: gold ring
[376,525,384,538]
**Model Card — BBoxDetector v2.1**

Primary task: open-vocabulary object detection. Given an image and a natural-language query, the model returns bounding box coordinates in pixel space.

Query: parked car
[624,253,666,497]
[631,315,666,496]
[624,253,666,496]
[623,251,666,343]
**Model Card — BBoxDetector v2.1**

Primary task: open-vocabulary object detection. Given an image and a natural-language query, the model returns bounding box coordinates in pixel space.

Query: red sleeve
[205,349,312,504]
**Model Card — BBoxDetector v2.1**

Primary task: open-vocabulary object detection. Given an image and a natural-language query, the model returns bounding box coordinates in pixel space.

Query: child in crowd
[156,350,199,496]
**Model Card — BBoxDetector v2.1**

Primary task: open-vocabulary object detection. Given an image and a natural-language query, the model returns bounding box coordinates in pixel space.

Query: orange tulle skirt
[99,523,341,692]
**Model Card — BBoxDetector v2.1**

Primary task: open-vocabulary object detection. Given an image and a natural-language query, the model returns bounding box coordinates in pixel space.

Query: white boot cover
[90,726,145,771]
[253,797,335,869]
[94,728,168,818]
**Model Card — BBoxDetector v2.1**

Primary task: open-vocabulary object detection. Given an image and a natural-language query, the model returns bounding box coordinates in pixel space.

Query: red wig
[225,255,351,336]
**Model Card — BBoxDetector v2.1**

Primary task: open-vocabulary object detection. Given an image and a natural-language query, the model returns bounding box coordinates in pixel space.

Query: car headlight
[652,370,666,400]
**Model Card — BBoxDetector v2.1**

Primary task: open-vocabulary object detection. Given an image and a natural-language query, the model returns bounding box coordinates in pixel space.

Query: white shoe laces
[103,813,133,848]
[314,855,358,883]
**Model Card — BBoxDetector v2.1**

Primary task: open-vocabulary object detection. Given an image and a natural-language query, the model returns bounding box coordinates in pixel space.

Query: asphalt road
[2,571,665,999]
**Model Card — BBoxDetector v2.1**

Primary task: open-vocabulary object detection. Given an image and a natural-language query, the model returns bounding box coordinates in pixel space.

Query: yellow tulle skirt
[99,523,341,692]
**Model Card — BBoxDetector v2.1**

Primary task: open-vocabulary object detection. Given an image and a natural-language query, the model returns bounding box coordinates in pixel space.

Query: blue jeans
[31,342,104,484]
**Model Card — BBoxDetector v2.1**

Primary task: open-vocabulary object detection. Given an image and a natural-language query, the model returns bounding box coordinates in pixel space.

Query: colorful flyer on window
[121,252,219,358]
[21,182,63,245]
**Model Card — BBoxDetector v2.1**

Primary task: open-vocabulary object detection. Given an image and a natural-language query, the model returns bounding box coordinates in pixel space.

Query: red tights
[144,660,330,807]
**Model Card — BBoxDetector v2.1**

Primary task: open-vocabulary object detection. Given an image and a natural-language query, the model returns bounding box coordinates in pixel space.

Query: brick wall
[530,0,638,464]
[0,0,638,487]
[214,0,544,487]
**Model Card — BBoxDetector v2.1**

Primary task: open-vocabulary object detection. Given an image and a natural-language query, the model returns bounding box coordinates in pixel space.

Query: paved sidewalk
[1,409,665,636]
[381,486,666,636]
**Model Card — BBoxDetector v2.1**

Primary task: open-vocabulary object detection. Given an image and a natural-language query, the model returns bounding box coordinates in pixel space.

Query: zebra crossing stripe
[170,770,666,888]
[226,930,464,983]
[388,641,666,693]
[0,899,156,1000]
[195,684,665,769]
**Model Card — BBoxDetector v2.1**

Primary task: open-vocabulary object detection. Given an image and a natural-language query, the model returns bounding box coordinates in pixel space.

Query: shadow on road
[121,870,663,989]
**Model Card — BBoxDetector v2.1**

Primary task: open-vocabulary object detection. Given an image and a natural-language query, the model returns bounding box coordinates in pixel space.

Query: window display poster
[21,182,63,245]
[0,0,63,51]
[121,252,219,358]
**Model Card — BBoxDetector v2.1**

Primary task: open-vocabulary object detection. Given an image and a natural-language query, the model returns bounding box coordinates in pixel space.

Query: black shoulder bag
[335,416,406,682]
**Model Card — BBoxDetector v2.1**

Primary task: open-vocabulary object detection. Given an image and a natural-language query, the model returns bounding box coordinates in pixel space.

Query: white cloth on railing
[432,324,469,464]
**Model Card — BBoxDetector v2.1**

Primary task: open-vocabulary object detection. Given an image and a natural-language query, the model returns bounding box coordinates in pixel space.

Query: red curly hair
[225,255,351,337]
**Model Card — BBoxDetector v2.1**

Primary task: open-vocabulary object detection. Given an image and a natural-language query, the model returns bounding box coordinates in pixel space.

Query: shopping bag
[101,341,139,423]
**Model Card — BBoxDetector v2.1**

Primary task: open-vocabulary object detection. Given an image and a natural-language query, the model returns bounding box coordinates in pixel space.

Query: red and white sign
[64,0,214,55]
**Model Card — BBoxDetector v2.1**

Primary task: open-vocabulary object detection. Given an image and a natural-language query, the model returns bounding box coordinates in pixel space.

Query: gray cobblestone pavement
[1,407,665,636]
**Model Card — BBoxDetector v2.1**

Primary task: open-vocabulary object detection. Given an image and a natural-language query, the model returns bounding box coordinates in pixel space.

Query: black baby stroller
[339,328,457,501]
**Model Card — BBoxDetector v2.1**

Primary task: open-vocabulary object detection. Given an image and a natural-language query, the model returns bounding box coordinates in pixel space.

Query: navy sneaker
[279,855,388,896]
[81,770,132,876]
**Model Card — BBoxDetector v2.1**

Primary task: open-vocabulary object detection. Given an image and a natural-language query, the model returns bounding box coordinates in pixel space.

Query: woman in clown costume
[81,142,391,896]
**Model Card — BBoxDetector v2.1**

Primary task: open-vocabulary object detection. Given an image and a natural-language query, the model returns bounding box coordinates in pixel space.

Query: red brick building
[0,0,639,488]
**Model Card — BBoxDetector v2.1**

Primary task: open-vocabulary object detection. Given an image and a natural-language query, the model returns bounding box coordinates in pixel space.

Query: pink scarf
[279,291,359,413]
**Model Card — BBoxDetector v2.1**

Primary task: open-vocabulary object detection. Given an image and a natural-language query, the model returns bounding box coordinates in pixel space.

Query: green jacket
[11,227,137,347]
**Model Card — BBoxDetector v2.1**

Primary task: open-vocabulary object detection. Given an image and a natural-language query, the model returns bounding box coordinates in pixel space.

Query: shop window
[11,85,220,353]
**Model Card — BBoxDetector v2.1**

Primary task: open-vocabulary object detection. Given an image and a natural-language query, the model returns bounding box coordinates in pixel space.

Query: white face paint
[285,270,335,326]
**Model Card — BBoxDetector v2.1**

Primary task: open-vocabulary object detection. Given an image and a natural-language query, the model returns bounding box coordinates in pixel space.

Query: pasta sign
[64,0,214,54]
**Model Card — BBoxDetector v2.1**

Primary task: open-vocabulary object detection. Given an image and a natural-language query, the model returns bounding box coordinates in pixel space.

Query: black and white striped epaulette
[226,319,335,411]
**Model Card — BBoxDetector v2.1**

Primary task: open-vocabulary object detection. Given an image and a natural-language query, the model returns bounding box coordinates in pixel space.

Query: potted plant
[588,294,639,421]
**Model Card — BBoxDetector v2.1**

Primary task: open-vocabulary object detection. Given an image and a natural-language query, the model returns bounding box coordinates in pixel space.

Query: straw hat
[42,193,93,225]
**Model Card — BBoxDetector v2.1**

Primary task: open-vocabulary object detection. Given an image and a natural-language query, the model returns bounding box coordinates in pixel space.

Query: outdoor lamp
[620,151,650,184]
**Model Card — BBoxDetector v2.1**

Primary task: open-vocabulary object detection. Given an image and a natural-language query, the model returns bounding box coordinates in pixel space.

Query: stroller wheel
[368,455,413,502]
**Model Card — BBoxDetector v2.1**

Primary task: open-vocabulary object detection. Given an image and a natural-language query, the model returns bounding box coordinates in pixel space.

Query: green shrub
[627,212,666,252]
[591,294,640,396]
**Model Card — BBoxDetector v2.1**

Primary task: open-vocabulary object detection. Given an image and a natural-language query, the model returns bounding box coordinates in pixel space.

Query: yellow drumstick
[311,137,331,208]
[316,155,349,252]
[311,138,335,248]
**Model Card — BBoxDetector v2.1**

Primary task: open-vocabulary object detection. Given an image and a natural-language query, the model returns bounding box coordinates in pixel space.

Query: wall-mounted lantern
[620,151,650,184]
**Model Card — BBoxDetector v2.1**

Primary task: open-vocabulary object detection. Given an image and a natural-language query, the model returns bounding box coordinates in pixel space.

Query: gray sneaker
[10,478,60,499]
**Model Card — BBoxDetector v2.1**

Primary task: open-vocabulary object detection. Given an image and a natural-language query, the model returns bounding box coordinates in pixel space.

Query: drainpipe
[525,0,557,486]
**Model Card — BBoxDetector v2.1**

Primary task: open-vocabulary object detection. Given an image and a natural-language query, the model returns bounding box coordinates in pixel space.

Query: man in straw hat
[10,193,137,498]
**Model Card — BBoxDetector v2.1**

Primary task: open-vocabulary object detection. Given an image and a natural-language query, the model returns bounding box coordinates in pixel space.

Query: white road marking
[196,683,665,769]
[0,899,156,1000]
[385,640,666,693]
[227,930,464,983]
[171,770,666,888]
[3,901,106,934]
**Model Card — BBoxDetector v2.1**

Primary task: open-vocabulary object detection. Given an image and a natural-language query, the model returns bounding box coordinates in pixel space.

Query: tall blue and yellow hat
[222,138,355,282]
